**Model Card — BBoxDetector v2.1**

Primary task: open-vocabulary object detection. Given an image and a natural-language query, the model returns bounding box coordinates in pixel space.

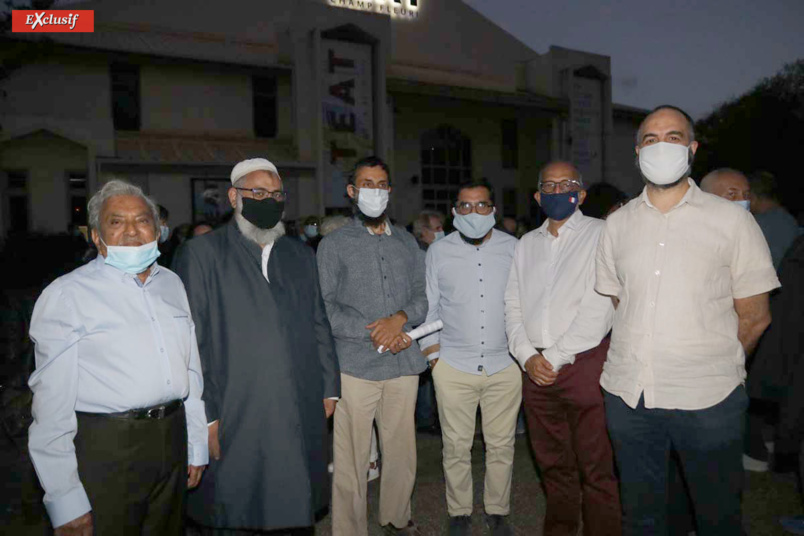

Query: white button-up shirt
[28,256,208,527]
[505,210,614,372]
[596,179,780,410]
[421,230,518,375]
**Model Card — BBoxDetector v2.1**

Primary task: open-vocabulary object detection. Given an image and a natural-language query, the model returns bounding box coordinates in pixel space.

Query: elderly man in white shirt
[420,180,519,536]
[596,105,779,536]
[505,161,620,536]
[28,180,207,536]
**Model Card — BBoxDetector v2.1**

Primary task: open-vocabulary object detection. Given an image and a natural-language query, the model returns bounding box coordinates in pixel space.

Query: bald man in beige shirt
[596,105,779,536]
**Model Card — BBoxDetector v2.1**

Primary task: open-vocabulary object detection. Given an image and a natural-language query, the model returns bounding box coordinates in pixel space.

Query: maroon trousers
[522,339,621,536]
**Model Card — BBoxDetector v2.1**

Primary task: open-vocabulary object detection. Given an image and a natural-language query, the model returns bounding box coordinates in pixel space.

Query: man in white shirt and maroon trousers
[505,161,621,536]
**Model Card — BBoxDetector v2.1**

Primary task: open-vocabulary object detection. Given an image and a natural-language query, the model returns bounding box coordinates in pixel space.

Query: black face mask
[241,198,284,229]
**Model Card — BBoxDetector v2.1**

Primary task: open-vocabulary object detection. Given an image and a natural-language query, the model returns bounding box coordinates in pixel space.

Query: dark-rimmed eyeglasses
[539,179,582,194]
[234,188,287,202]
[454,201,494,215]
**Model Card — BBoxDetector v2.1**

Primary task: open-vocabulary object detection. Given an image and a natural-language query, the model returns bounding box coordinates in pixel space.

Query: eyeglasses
[539,179,582,194]
[234,187,287,202]
[454,201,494,215]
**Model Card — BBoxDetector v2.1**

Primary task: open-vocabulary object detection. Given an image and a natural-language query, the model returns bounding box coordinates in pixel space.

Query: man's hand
[524,353,558,386]
[324,399,337,419]
[366,312,407,350]
[54,512,93,536]
[188,465,205,489]
[430,358,439,370]
[388,333,412,354]
[208,420,221,461]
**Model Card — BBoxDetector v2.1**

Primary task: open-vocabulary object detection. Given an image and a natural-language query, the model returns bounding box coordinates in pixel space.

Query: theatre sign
[328,0,420,19]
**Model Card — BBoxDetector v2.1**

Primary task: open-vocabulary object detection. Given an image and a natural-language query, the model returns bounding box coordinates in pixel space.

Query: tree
[693,60,804,216]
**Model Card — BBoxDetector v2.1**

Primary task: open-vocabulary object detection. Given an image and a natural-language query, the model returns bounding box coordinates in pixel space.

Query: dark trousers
[74,406,187,535]
[415,369,437,428]
[604,386,747,536]
[522,340,621,536]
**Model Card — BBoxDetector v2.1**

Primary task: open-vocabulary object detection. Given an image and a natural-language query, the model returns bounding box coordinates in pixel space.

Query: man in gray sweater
[318,156,428,536]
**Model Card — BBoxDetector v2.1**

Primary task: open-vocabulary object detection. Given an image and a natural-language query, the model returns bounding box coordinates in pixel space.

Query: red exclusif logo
[11,10,94,33]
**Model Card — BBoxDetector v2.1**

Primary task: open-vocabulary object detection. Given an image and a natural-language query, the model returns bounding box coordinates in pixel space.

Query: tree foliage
[693,60,804,214]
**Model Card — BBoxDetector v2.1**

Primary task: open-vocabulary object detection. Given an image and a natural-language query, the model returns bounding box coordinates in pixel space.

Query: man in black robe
[174,158,340,534]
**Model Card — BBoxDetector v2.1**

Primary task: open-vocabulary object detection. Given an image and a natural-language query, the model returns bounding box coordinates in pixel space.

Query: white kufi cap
[230,158,280,184]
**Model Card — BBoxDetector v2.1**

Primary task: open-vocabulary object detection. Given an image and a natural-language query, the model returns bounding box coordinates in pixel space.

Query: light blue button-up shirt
[28,256,208,528]
[420,229,518,375]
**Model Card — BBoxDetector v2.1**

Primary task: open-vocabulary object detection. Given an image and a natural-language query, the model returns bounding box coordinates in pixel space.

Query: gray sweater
[317,218,428,381]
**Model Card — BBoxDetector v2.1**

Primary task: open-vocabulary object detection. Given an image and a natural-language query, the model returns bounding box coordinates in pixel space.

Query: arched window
[420,126,472,215]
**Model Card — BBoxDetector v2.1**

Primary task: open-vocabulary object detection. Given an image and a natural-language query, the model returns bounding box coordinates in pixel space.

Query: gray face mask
[452,211,496,239]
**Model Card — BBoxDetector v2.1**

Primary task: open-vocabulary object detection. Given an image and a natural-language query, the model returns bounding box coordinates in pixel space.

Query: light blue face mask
[159,225,170,243]
[452,211,496,239]
[433,230,445,242]
[733,199,751,211]
[101,238,161,275]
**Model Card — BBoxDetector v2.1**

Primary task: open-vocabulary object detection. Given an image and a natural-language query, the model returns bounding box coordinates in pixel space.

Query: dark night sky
[466,0,804,119]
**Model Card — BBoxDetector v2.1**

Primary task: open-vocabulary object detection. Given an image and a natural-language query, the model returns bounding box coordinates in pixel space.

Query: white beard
[234,196,285,246]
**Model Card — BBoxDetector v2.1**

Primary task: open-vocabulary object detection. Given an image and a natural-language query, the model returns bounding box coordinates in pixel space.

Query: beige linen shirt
[596,179,780,410]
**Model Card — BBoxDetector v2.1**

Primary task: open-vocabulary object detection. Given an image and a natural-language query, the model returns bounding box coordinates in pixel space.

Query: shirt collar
[635,177,700,212]
[93,254,160,286]
[354,216,392,236]
[535,209,583,236]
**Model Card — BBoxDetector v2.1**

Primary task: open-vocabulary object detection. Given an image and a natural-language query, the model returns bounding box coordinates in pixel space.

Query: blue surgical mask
[304,225,319,238]
[159,225,170,243]
[733,199,751,211]
[452,210,496,239]
[433,230,445,242]
[540,191,580,221]
[101,238,161,275]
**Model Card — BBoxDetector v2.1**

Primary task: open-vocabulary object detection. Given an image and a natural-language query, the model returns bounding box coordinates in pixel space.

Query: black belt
[77,399,183,420]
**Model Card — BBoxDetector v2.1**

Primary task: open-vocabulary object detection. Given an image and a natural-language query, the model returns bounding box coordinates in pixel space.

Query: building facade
[0,0,647,237]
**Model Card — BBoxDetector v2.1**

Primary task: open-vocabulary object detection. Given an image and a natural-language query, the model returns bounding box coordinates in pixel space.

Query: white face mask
[733,199,751,211]
[433,230,445,242]
[638,142,691,185]
[356,188,389,218]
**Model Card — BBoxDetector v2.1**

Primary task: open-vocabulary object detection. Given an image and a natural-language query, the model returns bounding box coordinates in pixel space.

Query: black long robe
[174,222,339,531]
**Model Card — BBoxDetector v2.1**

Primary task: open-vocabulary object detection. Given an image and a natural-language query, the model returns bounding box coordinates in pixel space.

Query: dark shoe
[485,514,513,536]
[383,520,421,535]
[448,515,471,536]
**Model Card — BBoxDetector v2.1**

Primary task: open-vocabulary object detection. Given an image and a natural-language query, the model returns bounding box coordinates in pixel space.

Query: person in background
[421,179,519,536]
[750,171,799,269]
[174,158,339,535]
[410,209,446,436]
[191,222,214,238]
[318,156,427,536]
[700,168,752,210]
[501,216,517,236]
[28,180,208,535]
[412,210,446,251]
[302,216,323,252]
[506,162,620,536]
[320,215,351,237]
[582,183,630,220]
[597,105,779,535]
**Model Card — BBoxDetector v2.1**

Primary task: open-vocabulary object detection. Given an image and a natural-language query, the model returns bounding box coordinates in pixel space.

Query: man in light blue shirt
[420,180,519,536]
[28,180,208,535]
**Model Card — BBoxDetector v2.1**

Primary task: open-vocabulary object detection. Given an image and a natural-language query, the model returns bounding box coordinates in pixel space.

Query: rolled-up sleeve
[595,221,621,297]
[28,285,91,528]
[419,247,441,358]
[731,210,781,299]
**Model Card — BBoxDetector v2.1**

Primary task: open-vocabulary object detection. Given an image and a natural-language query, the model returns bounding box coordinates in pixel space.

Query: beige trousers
[432,360,522,516]
[332,373,419,536]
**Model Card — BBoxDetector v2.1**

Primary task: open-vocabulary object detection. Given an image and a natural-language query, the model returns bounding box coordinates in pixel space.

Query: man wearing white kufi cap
[174,157,340,534]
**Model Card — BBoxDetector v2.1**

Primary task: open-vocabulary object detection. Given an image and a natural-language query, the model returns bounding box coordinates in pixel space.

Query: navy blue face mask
[540,191,580,221]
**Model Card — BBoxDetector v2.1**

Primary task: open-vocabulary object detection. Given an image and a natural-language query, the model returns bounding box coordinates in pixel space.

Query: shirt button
[477,365,483,371]
[659,242,665,247]
[384,276,387,279]
[160,348,165,353]
[481,294,484,298]
[167,380,171,385]
[151,317,155,321]
[481,326,485,329]
[481,342,485,345]
[478,263,481,266]
[654,270,660,276]
[479,279,483,282]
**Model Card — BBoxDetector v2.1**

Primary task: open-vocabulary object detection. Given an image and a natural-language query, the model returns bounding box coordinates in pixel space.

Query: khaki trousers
[332,373,419,536]
[432,360,522,516]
